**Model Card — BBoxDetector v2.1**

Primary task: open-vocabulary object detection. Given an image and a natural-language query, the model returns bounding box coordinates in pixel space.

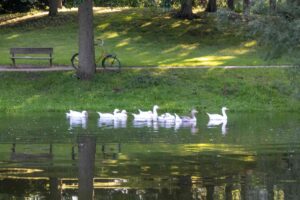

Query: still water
[0,112,299,199]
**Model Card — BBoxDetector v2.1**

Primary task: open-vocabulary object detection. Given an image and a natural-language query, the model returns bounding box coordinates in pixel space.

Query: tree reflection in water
[78,134,96,200]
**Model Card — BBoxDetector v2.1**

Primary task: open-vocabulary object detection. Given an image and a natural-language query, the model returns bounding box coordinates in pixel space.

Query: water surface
[0,112,299,199]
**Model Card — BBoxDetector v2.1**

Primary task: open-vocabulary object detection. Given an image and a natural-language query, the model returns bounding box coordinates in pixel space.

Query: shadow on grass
[0,7,289,66]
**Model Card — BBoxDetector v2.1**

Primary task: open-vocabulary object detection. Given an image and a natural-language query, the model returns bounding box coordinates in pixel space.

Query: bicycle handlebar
[95,39,104,46]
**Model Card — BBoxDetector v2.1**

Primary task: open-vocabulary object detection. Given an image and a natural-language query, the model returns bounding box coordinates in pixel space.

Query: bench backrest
[10,48,53,55]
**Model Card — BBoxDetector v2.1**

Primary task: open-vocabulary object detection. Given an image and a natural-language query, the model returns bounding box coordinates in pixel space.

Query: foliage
[249,1,300,60]
[217,1,300,99]
[0,0,47,13]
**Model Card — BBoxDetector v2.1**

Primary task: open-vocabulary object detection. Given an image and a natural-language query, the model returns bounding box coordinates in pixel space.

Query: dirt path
[0,65,292,72]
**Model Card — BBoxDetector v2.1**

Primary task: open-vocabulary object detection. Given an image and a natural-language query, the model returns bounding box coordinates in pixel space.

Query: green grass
[0,7,295,67]
[0,68,299,113]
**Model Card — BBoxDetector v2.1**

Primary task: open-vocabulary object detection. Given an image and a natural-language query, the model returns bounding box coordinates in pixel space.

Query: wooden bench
[10,47,53,67]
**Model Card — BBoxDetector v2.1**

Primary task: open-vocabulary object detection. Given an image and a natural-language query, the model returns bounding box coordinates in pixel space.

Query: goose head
[113,109,120,114]
[82,110,88,117]
[191,109,198,116]
[153,105,159,111]
[222,107,229,111]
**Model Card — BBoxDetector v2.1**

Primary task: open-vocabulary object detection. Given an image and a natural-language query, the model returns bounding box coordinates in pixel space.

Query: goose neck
[222,109,227,119]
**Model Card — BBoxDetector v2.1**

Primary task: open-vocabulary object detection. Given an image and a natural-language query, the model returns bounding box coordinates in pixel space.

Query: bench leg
[11,58,16,67]
[50,58,52,67]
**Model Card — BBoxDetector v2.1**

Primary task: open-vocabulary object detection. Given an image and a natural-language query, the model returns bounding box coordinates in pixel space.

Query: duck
[181,109,198,123]
[98,109,120,119]
[114,110,128,120]
[207,107,229,121]
[66,110,88,118]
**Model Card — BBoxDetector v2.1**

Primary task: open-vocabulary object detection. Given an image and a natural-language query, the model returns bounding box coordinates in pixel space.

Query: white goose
[132,113,152,121]
[175,113,182,123]
[66,110,88,118]
[181,109,198,123]
[207,107,229,121]
[98,109,120,119]
[114,110,128,120]
[163,113,175,122]
[151,105,160,121]
[133,105,159,121]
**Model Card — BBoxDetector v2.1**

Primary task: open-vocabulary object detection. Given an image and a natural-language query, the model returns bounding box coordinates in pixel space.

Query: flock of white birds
[66,106,229,133]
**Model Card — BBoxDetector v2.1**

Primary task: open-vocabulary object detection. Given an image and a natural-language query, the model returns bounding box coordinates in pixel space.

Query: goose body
[175,113,182,123]
[115,110,128,120]
[181,109,198,123]
[164,113,175,122]
[132,113,152,121]
[98,109,120,119]
[134,105,159,121]
[158,113,175,123]
[66,110,88,118]
[207,107,228,121]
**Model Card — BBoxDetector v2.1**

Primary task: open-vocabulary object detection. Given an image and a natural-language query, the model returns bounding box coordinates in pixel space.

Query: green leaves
[73,0,84,6]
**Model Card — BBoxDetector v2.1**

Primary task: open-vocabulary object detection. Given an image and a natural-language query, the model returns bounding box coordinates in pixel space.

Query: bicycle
[71,39,121,71]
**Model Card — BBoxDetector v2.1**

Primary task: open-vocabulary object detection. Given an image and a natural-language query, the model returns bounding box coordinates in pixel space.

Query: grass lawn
[0,68,299,113]
[0,7,295,67]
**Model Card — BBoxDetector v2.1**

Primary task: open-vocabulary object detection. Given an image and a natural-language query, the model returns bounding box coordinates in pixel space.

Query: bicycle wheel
[102,55,121,70]
[71,53,79,70]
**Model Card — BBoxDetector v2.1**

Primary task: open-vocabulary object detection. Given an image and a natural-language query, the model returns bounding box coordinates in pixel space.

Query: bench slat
[11,56,52,60]
[10,48,53,54]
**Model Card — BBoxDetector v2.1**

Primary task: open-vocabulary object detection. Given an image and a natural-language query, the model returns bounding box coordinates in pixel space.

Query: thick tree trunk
[78,0,95,80]
[177,0,193,19]
[78,135,96,200]
[227,0,234,10]
[206,0,217,12]
[48,0,58,16]
[57,0,63,9]
[243,0,250,15]
[269,0,276,11]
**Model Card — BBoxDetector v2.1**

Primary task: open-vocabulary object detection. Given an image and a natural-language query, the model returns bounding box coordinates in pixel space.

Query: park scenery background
[0,0,299,113]
[0,1,300,200]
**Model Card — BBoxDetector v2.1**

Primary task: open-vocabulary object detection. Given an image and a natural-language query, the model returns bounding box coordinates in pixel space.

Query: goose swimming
[181,109,198,123]
[66,110,88,118]
[115,110,128,120]
[207,107,229,121]
[98,109,120,119]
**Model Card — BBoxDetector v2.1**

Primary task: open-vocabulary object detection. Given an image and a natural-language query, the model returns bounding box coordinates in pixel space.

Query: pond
[0,112,299,199]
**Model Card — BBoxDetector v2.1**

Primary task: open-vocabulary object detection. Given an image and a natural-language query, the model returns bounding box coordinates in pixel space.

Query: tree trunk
[177,0,193,19]
[269,0,276,11]
[48,0,58,16]
[78,135,96,200]
[206,0,217,12]
[57,0,63,9]
[78,0,95,80]
[243,0,250,15]
[227,0,234,10]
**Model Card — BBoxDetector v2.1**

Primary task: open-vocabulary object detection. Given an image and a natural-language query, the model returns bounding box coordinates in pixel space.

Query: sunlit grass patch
[0,7,294,67]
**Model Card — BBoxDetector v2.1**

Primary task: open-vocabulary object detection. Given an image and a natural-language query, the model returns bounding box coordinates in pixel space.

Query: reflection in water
[68,116,87,130]
[0,112,299,199]
[98,118,127,129]
[78,135,96,200]
[207,119,227,135]
[133,120,198,133]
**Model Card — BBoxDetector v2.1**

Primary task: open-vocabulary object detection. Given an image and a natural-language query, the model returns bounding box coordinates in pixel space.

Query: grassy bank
[0,68,299,113]
[0,8,295,67]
